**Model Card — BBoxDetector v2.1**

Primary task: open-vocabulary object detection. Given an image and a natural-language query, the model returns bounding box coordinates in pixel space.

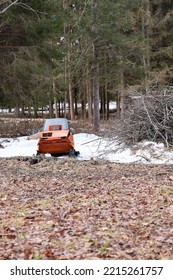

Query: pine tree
[0,0,64,116]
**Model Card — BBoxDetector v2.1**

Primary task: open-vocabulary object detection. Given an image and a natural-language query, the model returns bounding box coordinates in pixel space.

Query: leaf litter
[0,158,173,260]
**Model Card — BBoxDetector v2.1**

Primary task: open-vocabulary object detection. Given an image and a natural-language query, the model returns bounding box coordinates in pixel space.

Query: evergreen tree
[0,0,64,116]
[1,0,172,121]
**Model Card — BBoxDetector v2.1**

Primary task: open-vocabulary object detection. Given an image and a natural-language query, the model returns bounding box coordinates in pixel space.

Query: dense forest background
[0,0,173,130]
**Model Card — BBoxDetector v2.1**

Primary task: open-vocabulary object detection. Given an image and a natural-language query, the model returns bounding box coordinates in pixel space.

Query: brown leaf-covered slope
[0,158,173,260]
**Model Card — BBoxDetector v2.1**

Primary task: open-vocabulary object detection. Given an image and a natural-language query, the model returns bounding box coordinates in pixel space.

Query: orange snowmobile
[37,118,79,157]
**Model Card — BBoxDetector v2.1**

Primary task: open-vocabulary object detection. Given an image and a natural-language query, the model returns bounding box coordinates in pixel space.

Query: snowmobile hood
[41,130,70,139]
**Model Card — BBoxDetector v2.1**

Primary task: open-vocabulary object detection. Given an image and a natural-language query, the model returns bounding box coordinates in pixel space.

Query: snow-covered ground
[1,133,173,164]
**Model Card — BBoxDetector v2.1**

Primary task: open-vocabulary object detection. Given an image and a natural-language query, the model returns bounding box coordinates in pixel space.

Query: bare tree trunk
[87,80,92,122]
[105,81,109,120]
[54,97,58,118]
[66,37,74,120]
[93,55,100,130]
[33,103,38,118]
[74,77,78,117]
[21,103,25,117]
[66,28,74,120]
[28,104,31,118]
[58,100,61,117]
[15,102,20,118]
[68,75,74,120]
[81,100,86,119]
[120,69,125,119]
[64,56,67,118]
[41,106,44,117]
[93,0,100,131]
[64,0,74,120]
[104,52,109,120]
[101,85,105,120]
[67,37,74,120]
[53,81,58,118]
[49,100,53,118]
[116,90,121,118]
[141,0,151,93]
[86,62,92,122]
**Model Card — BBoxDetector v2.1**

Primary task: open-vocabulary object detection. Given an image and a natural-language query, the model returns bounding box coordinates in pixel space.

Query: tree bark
[67,36,74,120]
[63,0,73,119]
[120,68,125,119]
[93,0,100,131]
[49,100,54,118]
[64,56,67,118]
[93,52,100,130]
[141,0,151,93]
[54,97,58,118]
[86,61,93,122]
[53,81,58,118]
[105,81,109,120]
[15,102,20,118]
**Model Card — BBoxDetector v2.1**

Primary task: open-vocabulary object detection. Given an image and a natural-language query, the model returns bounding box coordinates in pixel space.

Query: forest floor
[1,157,173,260]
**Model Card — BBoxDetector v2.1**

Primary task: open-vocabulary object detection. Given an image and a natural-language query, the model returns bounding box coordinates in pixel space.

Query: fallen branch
[80,137,102,145]
[0,0,18,14]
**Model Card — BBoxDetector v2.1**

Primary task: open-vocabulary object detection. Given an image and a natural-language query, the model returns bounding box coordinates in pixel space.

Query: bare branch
[15,2,46,19]
[0,0,18,14]
[115,90,173,148]
[0,0,46,18]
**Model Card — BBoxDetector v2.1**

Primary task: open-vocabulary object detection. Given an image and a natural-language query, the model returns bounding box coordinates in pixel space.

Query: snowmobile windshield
[43,118,69,131]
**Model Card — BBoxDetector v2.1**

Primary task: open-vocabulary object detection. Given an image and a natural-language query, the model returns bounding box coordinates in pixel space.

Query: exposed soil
[0,157,173,260]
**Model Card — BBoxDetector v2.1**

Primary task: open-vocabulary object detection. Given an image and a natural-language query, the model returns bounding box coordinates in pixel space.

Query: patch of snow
[1,134,173,164]
[109,101,117,110]
[0,137,37,157]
